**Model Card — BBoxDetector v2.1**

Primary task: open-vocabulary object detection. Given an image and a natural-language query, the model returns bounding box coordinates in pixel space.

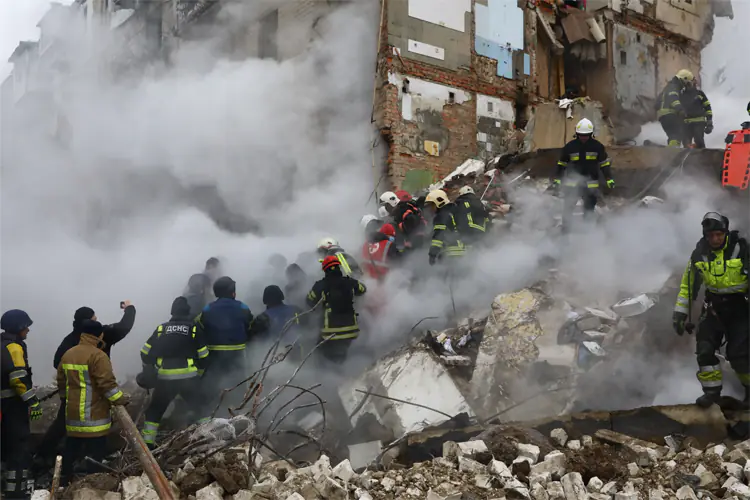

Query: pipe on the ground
[112,406,175,500]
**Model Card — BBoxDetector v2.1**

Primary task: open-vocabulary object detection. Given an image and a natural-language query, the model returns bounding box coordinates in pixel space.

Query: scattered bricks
[707,444,727,458]
[457,440,489,459]
[566,440,582,451]
[490,460,512,478]
[547,481,565,500]
[332,459,356,483]
[722,462,743,479]
[531,482,549,500]
[582,436,594,448]
[458,456,485,474]
[550,429,569,447]
[518,443,542,464]
[587,477,604,492]
[561,472,587,500]
[628,463,641,477]
[475,474,493,489]
[601,482,619,495]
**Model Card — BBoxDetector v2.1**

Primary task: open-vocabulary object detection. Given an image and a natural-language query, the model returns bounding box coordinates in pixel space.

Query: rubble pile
[44,425,750,500]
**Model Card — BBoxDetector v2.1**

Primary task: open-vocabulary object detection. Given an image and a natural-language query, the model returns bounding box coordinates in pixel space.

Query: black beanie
[79,319,103,335]
[73,307,95,329]
[213,276,236,299]
[171,296,191,317]
[263,285,285,306]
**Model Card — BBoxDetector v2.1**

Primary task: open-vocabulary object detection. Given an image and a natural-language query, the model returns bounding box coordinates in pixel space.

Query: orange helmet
[321,255,341,271]
[395,190,412,202]
[379,223,396,238]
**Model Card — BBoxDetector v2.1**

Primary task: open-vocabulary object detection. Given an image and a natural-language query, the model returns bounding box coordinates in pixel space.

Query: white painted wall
[407,0,471,33]
[388,72,471,121]
[477,95,515,122]
[407,39,445,61]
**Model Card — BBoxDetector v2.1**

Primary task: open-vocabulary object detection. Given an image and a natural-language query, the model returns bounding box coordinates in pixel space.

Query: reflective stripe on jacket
[657,79,684,117]
[429,204,466,259]
[1,333,37,404]
[195,298,253,351]
[675,233,749,314]
[140,319,209,380]
[307,275,367,340]
[57,333,124,437]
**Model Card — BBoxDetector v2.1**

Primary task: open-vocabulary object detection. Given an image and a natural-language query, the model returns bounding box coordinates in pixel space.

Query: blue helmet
[1,309,33,334]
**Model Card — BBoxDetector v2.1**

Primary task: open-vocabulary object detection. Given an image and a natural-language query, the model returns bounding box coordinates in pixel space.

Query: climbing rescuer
[57,319,130,484]
[306,256,367,364]
[454,185,491,246]
[424,189,465,266]
[551,118,613,231]
[657,69,692,147]
[317,237,363,279]
[1,309,40,500]
[139,297,210,448]
[680,81,713,149]
[673,212,749,408]
[390,190,428,249]
[362,223,401,280]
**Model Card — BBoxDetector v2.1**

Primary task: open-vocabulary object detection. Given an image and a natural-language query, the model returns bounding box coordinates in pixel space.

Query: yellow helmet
[676,69,694,83]
[425,189,449,209]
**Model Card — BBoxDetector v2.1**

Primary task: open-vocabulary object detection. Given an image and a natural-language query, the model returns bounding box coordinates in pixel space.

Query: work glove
[606,179,615,189]
[114,392,132,406]
[429,254,437,266]
[705,122,713,134]
[29,401,43,421]
[672,311,688,336]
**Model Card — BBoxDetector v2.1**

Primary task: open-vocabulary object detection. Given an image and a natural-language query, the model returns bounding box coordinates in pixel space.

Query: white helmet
[360,214,378,230]
[317,237,338,251]
[575,118,594,135]
[458,186,475,196]
[379,191,399,208]
[377,206,389,218]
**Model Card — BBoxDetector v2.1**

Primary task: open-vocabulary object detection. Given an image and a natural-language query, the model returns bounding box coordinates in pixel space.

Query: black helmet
[1,309,33,334]
[262,285,285,306]
[213,276,236,298]
[747,100,750,116]
[701,212,729,234]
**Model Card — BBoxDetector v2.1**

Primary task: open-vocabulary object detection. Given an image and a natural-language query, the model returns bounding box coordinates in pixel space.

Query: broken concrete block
[285,494,305,500]
[507,486,531,500]
[694,464,718,488]
[584,307,618,323]
[490,459,512,478]
[405,488,422,497]
[724,477,741,490]
[547,482,565,500]
[722,462,743,479]
[727,482,750,500]
[582,435,593,448]
[70,490,120,500]
[357,470,376,489]
[442,441,460,459]
[664,435,680,452]
[663,460,677,471]
[588,477,604,492]
[426,484,462,500]
[31,491,50,500]
[354,489,373,500]
[196,483,225,500]
[475,474,493,489]
[744,461,750,483]
[316,476,347,500]
[734,439,750,454]
[231,492,254,500]
[122,477,159,500]
[531,483,549,500]
[628,463,641,477]
[575,315,602,331]
[458,456,486,474]
[550,428,568,447]
[506,478,528,490]
[530,472,551,487]
[615,493,640,500]
[433,457,456,469]
[251,476,279,496]
[457,440,489,458]
[566,440,581,451]
[611,295,655,318]
[726,449,749,466]
[561,472,587,500]
[708,444,727,457]
[518,443,541,464]
[332,459,356,483]
[589,494,611,500]
[648,490,664,500]
[440,355,472,366]
[381,477,396,492]
[532,451,566,477]
[688,447,703,457]
[348,441,381,470]
[601,482,619,495]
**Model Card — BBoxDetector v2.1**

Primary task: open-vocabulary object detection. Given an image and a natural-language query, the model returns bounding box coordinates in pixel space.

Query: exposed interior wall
[476,95,515,160]
[654,0,712,42]
[525,100,614,150]
[655,40,700,89]
[612,23,656,117]
[474,0,530,80]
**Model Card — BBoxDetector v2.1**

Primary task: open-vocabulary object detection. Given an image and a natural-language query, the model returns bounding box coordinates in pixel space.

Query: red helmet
[395,190,412,202]
[379,223,396,238]
[321,255,341,271]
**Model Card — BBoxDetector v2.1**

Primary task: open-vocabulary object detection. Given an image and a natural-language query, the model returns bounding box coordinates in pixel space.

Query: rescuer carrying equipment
[307,256,367,364]
[673,212,749,408]
[657,70,692,147]
[425,189,465,265]
[57,319,130,483]
[139,297,210,448]
[1,309,39,500]
[454,185,491,246]
[552,119,614,231]
[317,237,362,278]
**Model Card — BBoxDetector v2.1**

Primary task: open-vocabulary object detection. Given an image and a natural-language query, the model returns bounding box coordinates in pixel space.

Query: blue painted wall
[475,0,524,78]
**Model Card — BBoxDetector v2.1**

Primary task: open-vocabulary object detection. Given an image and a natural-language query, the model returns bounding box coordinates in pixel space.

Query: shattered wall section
[388,0,472,70]
[474,0,527,80]
[476,94,515,160]
[612,23,656,118]
[525,100,614,150]
[654,0,713,43]
[656,40,700,88]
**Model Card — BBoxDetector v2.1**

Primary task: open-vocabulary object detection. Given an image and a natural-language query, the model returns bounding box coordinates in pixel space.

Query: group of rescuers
[2,107,749,500]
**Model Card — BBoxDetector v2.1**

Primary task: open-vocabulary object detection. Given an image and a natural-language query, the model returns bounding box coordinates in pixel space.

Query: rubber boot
[696,388,722,408]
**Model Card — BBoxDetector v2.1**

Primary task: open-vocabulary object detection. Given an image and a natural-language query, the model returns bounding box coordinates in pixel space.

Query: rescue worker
[139,297,210,449]
[57,319,130,483]
[284,263,311,309]
[724,101,750,144]
[454,186,491,246]
[680,81,713,149]
[194,276,254,413]
[673,212,749,407]
[184,257,222,316]
[317,237,362,278]
[362,223,401,280]
[38,301,136,466]
[360,214,384,241]
[250,285,303,341]
[424,189,465,266]
[306,256,367,364]
[392,191,429,249]
[1,310,41,500]
[551,118,614,231]
[657,69,693,147]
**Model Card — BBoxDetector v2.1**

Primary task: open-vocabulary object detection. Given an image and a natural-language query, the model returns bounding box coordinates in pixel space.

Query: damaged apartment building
[1,0,734,192]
